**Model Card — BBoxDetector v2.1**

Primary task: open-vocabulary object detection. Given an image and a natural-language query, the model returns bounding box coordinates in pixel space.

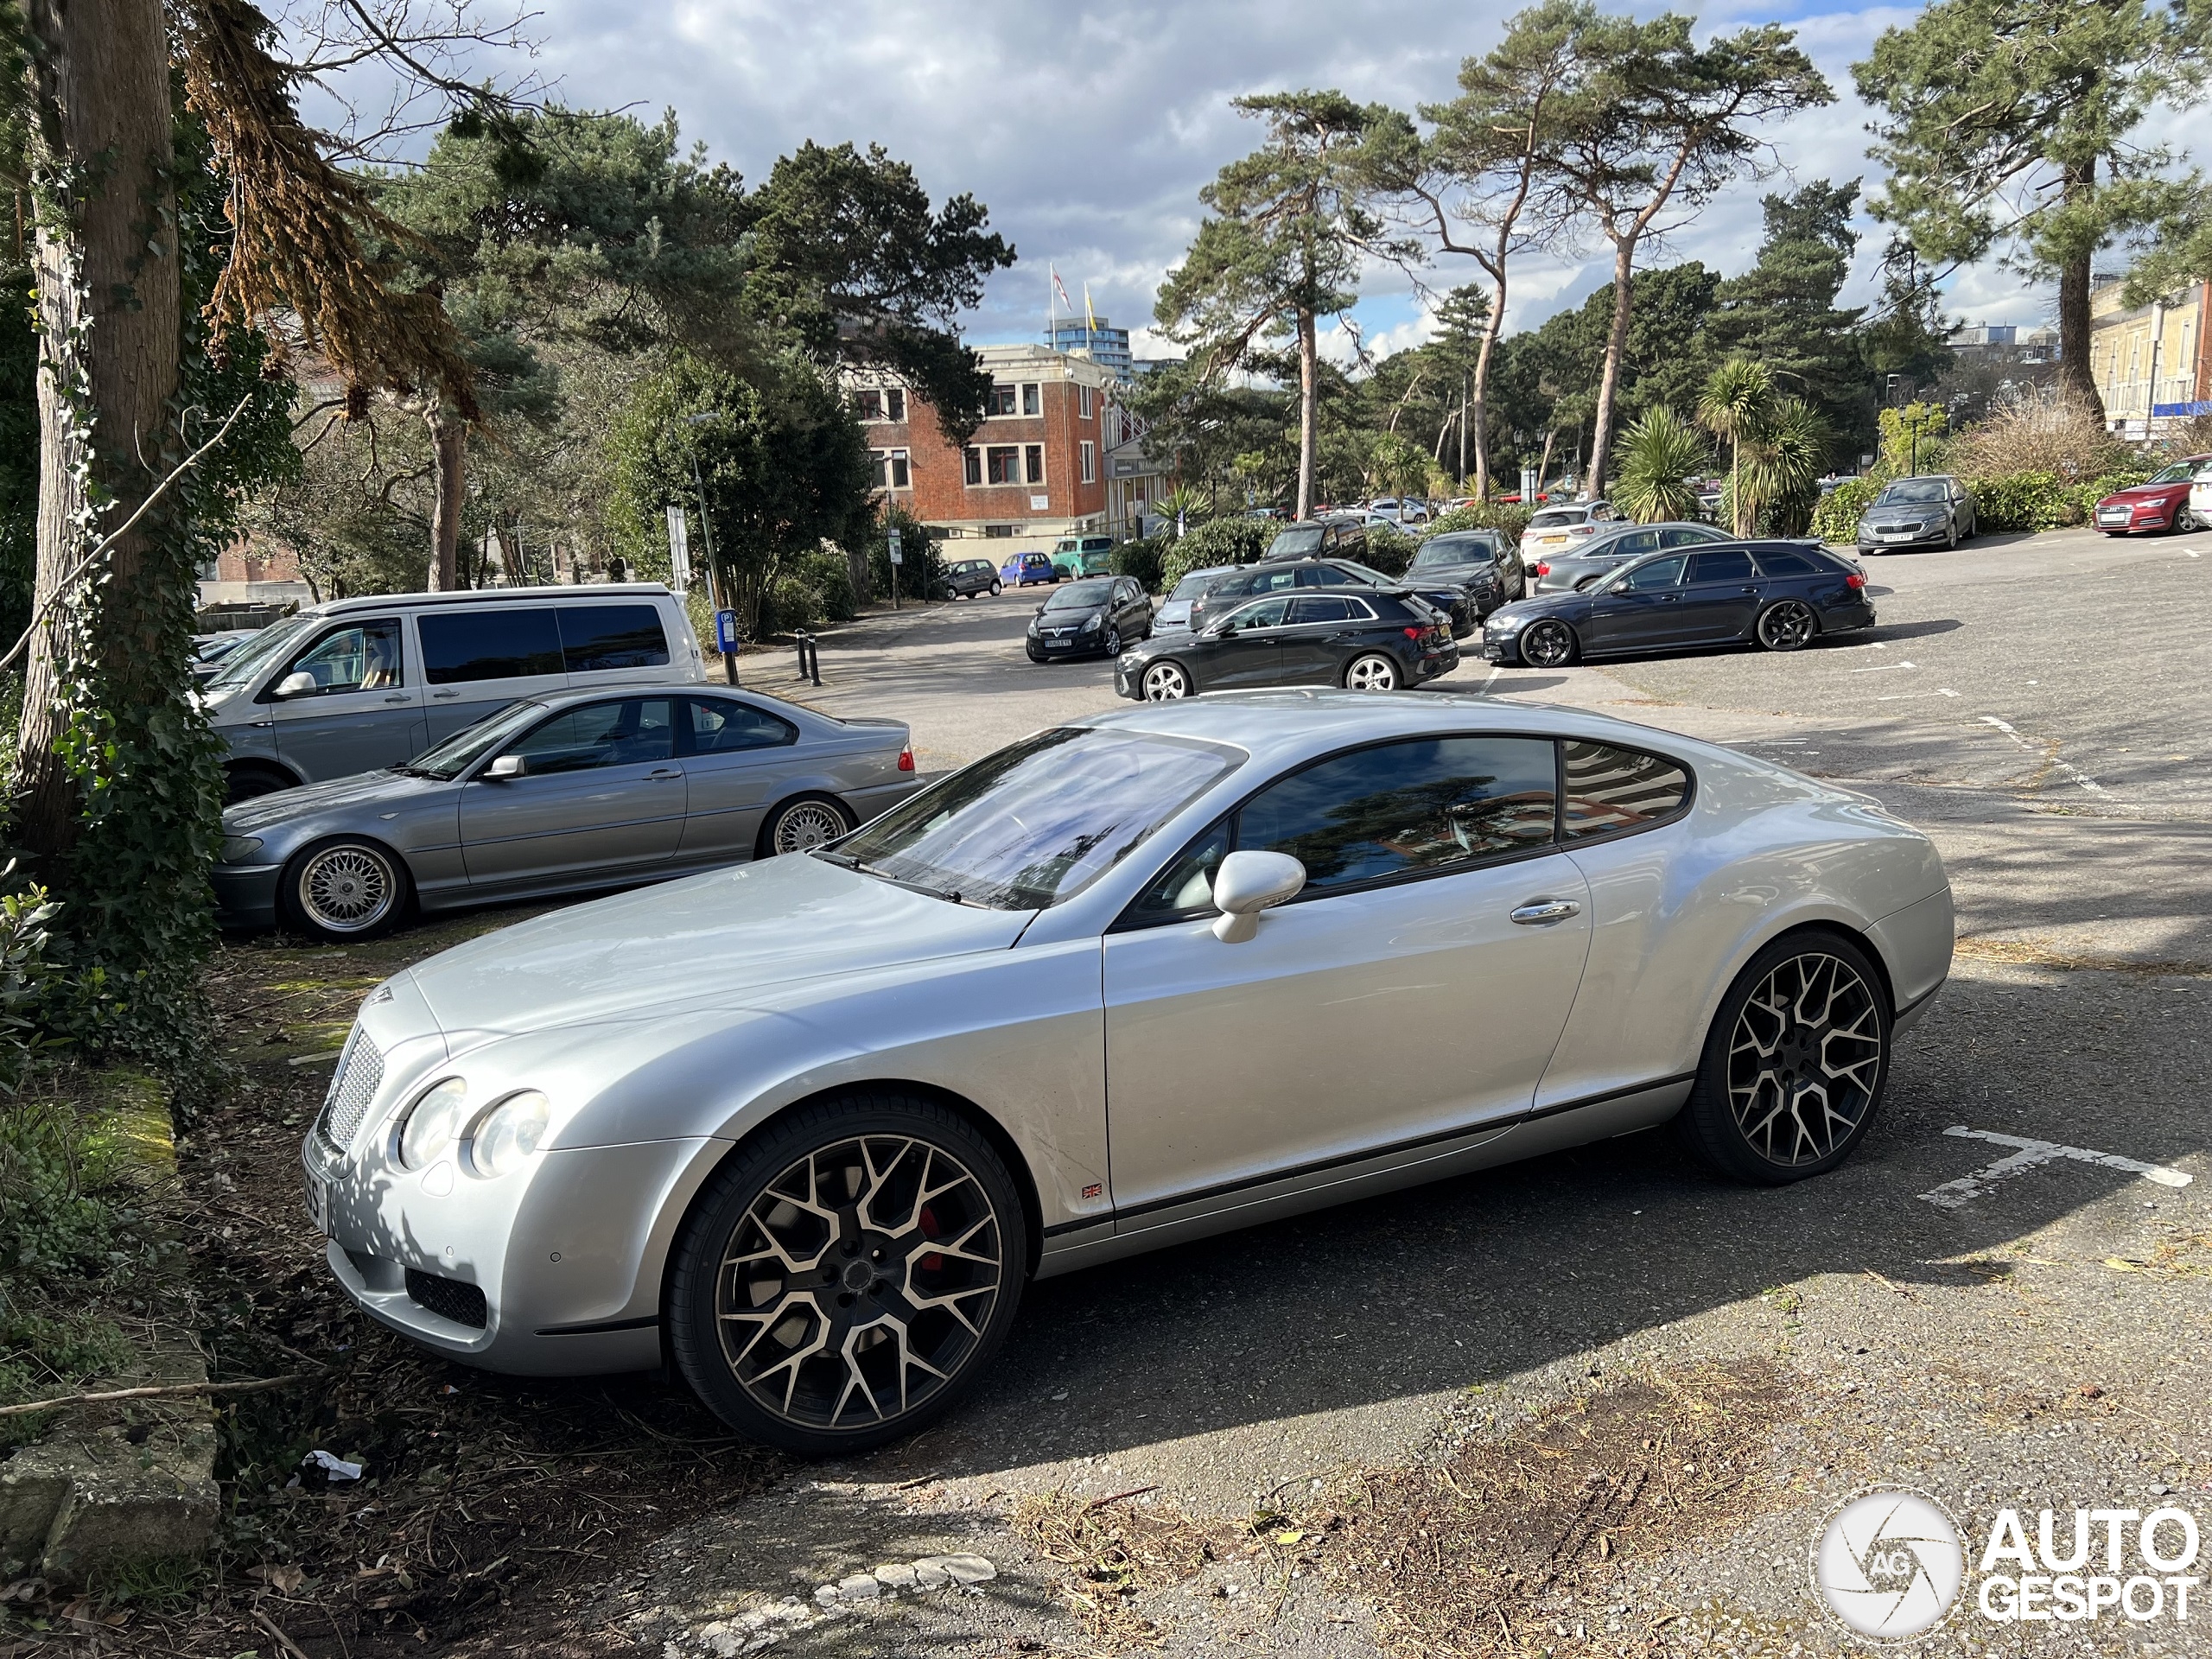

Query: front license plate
[305,1171,329,1233]
[1044,640,1071,650]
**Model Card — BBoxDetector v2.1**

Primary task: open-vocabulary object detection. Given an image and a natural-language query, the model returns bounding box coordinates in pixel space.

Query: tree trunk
[1536,428,1556,496]
[16,0,182,863]
[1471,282,1507,502]
[1585,239,1637,500]
[428,410,466,590]
[2056,162,2105,422]
[1295,304,1319,520]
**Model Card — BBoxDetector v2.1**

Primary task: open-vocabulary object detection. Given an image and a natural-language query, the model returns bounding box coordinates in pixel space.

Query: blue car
[999,550,1058,588]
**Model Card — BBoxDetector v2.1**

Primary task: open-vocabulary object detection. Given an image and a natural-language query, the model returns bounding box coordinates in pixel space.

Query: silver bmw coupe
[304,692,1953,1453]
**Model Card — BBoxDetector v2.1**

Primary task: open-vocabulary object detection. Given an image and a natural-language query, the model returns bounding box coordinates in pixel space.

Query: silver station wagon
[304,692,1952,1454]
[217,685,917,939]
[200,585,708,802]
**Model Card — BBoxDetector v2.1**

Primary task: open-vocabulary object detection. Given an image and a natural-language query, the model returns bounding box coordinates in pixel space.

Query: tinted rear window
[559,604,669,672]
[1529,509,1585,528]
[419,608,563,684]
[1562,741,1690,838]
[1752,550,1819,576]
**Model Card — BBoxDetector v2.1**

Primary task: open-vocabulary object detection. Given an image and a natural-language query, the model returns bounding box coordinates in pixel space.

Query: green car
[1051,534,1116,579]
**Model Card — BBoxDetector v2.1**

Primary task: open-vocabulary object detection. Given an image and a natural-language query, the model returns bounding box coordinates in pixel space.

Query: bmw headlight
[220,836,264,863]
[397,1077,468,1168]
[466,1090,550,1179]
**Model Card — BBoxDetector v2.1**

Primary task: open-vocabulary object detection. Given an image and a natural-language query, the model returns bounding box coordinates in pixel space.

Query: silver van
[202,585,708,801]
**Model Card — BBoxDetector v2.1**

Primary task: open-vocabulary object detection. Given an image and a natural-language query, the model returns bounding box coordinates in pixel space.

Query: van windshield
[204,615,315,692]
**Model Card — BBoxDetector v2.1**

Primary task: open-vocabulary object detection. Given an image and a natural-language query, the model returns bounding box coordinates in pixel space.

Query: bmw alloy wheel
[1726,952,1884,1168]
[1521,620,1575,667]
[294,842,401,937]
[1757,601,1816,652]
[1344,652,1399,690]
[1141,661,1191,700]
[769,798,850,854]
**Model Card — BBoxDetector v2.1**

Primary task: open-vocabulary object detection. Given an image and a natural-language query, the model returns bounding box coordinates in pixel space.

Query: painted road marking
[1876,689,1960,701]
[1918,1125,2192,1210]
[1977,713,2107,795]
[1852,659,1916,673]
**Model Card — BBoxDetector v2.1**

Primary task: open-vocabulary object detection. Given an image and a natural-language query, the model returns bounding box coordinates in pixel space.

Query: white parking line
[1918,1125,2192,1210]
[1977,713,2108,795]
[1850,659,1916,673]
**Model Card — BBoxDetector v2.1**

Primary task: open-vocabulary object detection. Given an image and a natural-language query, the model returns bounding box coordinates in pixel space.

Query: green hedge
[1111,534,1167,592]
[1363,524,1417,576]
[1160,517,1278,588]
[1422,502,1535,542]
[1809,478,1879,543]
[1815,468,2157,543]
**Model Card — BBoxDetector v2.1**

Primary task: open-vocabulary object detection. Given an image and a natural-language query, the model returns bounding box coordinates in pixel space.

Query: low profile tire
[1756,600,1817,652]
[759,792,855,858]
[665,1090,1029,1455]
[1141,660,1192,700]
[278,836,410,943]
[1520,619,1577,668]
[1674,930,1892,1185]
[1344,652,1400,691]
[225,763,296,805]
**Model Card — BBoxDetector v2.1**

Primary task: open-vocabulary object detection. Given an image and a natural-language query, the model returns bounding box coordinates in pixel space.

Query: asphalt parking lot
[588,523,2212,1657]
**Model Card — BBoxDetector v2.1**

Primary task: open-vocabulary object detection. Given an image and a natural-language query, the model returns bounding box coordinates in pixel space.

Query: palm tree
[1698,359,1774,536]
[1727,397,1833,537]
[1611,409,1710,523]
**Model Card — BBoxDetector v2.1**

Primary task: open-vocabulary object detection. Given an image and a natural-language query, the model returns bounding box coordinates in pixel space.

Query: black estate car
[1482,543,1873,666]
[1189,556,1475,639]
[1402,530,1527,617]
[1116,588,1457,699]
[1027,576,1154,662]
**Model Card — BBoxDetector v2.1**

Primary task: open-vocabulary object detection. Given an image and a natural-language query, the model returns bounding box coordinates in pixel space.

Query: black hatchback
[1026,575,1155,662]
[1482,542,1872,666]
[1115,588,1457,699]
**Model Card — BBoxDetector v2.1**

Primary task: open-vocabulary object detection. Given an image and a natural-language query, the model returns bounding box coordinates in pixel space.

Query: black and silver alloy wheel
[763,795,852,855]
[282,838,406,941]
[1756,600,1816,652]
[1676,931,1891,1185]
[1141,660,1191,700]
[1520,619,1576,667]
[669,1094,1028,1453]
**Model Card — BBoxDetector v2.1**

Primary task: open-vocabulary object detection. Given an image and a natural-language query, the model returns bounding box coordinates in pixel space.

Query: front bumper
[1029,631,1112,660]
[2094,505,2176,533]
[212,861,284,930]
[308,1128,720,1376]
[1857,523,1948,551]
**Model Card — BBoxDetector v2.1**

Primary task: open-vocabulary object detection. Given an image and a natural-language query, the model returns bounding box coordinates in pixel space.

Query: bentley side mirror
[1211,850,1306,943]
[273,670,318,698]
[483,754,526,779]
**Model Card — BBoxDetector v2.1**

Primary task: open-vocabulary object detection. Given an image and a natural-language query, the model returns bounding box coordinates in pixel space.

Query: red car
[2092,454,2212,535]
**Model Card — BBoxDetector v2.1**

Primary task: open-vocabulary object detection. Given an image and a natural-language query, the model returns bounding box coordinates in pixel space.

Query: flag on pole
[1084,283,1096,332]
[1051,266,1073,315]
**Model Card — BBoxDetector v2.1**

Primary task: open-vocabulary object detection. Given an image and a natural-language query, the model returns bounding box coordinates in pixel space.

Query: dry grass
[1947,386,2130,481]
[1014,1489,1221,1648]
[1953,936,2212,979]
[1333,1360,1799,1658]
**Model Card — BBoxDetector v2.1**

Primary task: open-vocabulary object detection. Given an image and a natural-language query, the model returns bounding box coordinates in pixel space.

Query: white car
[306,695,1952,1453]
[1522,500,1624,560]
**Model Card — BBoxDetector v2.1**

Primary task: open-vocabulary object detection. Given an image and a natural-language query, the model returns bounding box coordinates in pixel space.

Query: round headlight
[398,1077,468,1169]
[467,1090,550,1179]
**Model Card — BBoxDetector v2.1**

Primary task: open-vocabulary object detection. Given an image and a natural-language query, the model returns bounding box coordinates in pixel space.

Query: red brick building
[850,344,1118,546]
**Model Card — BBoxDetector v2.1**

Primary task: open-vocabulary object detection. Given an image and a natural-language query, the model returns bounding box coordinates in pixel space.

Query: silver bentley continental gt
[304,692,1953,1453]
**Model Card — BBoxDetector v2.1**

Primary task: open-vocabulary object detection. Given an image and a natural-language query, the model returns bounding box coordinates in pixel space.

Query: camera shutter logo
[1813,1488,1965,1640]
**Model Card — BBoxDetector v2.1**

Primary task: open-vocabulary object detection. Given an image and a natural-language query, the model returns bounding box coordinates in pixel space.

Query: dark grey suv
[937,556,1003,599]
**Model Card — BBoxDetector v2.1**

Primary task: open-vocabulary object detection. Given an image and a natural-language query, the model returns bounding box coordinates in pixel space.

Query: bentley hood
[402,853,1033,1038]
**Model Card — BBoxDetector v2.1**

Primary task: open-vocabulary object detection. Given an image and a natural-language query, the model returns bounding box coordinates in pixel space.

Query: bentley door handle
[1510,899,1581,925]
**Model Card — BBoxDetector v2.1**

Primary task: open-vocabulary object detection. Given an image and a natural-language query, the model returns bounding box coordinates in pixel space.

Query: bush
[1808,478,1879,543]
[1422,502,1535,543]
[1362,524,1417,576]
[1160,517,1277,589]
[868,509,945,609]
[1967,471,2069,533]
[1948,388,2131,482]
[1111,535,1167,592]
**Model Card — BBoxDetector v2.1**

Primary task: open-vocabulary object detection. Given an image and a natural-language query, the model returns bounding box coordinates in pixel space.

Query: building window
[1022,383,1041,416]
[987,385,1018,417]
[987,445,1023,485]
[964,448,982,486]
[1079,440,1096,483]
[854,389,884,421]
[1078,385,1094,420]
[886,388,906,423]
[984,524,1017,538]
[1024,444,1045,485]
[872,448,911,490]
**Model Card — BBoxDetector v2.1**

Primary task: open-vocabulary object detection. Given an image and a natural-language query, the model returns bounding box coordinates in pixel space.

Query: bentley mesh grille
[318,1029,385,1152]
[405,1269,487,1330]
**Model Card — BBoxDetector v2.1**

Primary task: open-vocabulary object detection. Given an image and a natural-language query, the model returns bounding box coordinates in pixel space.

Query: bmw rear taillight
[898,746,915,772]
[1845,572,1866,589]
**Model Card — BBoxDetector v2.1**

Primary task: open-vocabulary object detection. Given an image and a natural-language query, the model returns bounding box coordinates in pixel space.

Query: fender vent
[404,1269,487,1330]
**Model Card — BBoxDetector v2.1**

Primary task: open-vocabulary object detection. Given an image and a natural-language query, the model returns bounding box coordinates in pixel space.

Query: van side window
[420,608,563,684]
[558,605,669,672]
[281,620,403,696]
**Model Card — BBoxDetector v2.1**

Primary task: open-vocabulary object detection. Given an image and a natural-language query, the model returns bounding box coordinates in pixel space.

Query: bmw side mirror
[273,670,318,698]
[1211,850,1306,943]
[483,754,525,779]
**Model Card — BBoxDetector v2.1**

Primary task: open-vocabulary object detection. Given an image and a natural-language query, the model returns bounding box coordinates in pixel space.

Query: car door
[1275,593,1360,679]
[1191,595,1293,689]
[1674,547,1764,643]
[672,695,800,863]
[458,696,686,888]
[1101,734,1592,1222]
[267,617,427,781]
[417,607,569,742]
[1583,554,1687,653]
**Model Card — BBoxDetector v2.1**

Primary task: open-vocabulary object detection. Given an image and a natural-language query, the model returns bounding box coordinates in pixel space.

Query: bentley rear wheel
[667,1091,1028,1454]
[1675,931,1891,1185]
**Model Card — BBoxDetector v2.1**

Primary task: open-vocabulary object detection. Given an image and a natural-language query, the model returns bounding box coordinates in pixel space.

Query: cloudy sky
[325,0,2189,365]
